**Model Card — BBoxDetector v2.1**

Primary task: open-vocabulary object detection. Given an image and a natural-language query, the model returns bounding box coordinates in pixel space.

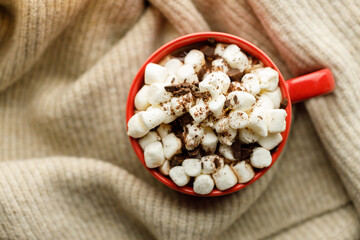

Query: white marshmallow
[253,67,279,91]
[177,64,199,84]
[265,109,287,133]
[135,85,151,111]
[212,164,238,191]
[214,43,227,57]
[169,166,190,187]
[145,63,168,84]
[170,93,194,117]
[127,112,149,138]
[189,99,209,123]
[255,94,274,110]
[212,58,229,73]
[184,49,205,72]
[162,133,182,160]
[238,128,259,144]
[161,102,177,124]
[193,174,215,195]
[245,57,264,73]
[222,44,249,72]
[229,110,248,129]
[250,147,272,168]
[218,144,235,160]
[182,158,202,177]
[138,131,161,150]
[199,72,230,97]
[231,161,255,183]
[157,123,172,138]
[218,128,237,146]
[208,94,226,117]
[258,133,283,150]
[263,87,282,109]
[247,107,268,137]
[241,73,261,96]
[141,107,166,130]
[165,59,183,74]
[184,124,204,150]
[214,117,237,146]
[148,83,172,105]
[201,127,218,154]
[159,160,170,175]
[165,73,180,85]
[201,155,224,174]
[144,141,165,168]
[227,91,256,111]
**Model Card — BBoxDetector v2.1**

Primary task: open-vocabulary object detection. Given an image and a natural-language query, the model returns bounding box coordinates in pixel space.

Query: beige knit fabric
[0,0,360,239]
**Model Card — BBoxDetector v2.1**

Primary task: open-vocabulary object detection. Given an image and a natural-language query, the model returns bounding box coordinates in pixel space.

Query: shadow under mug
[126,32,335,197]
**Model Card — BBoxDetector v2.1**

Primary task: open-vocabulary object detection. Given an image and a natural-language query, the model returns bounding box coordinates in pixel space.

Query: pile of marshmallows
[127,43,287,195]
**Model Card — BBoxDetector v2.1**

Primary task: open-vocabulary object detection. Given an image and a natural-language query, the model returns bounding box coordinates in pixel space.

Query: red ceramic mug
[126,32,335,196]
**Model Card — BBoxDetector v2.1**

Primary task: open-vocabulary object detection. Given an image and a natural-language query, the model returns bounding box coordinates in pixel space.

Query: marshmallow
[245,57,264,73]
[214,117,237,145]
[162,133,182,159]
[201,155,224,174]
[201,127,218,154]
[199,72,230,97]
[253,67,279,91]
[127,112,149,138]
[184,49,205,72]
[135,85,151,111]
[193,174,215,195]
[165,73,180,85]
[241,73,261,96]
[231,161,255,183]
[229,110,248,129]
[250,147,272,168]
[214,43,227,57]
[228,81,242,92]
[148,83,172,105]
[255,94,274,110]
[265,109,287,133]
[247,107,268,137]
[161,102,177,124]
[141,107,166,130]
[189,99,209,123]
[177,64,199,84]
[227,91,256,111]
[212,164,238,191]
[170,93,194,117]
[263,87,282,109]
[169,166,190,187]
[159,160,170,175]
[157,123,172,138]
[212,58,229,73]
[182,158,202,177]
[222,44,249,72]
[208,94,226,117]
[258,133,283,150]
[145,63,168,84]
[144,141,165,168]
[165,58,183,74]
[138,131,161,150]
[218,144,235,160]
[238,128,260,144]
[218,129,237,146]
[184,124,204,150]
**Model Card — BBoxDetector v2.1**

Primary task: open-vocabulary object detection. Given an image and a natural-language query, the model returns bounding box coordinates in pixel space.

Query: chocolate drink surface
[127,39,287,194]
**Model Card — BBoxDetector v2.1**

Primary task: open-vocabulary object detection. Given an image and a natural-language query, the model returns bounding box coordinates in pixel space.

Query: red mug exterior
[126,32,335,196]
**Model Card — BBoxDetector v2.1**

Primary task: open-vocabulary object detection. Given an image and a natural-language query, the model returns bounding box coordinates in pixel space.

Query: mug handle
[285,68,335,103]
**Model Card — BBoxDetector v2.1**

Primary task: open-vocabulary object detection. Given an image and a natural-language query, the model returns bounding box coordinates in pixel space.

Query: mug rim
[126,31,292,196]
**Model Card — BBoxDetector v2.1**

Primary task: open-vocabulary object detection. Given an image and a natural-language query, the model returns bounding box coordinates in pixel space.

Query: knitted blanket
[1,0,359,239]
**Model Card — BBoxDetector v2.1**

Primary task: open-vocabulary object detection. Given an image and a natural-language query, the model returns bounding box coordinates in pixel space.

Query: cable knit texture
[0,0,359,239]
